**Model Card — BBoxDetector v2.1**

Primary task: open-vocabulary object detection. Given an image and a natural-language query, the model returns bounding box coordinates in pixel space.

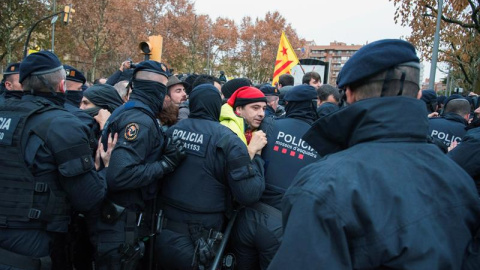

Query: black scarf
[285,100,318,125]
[188,84,222,121]
[66,90,83,107]
[129,79,167,114]
[83,106,102,117]
[29,92,66,106]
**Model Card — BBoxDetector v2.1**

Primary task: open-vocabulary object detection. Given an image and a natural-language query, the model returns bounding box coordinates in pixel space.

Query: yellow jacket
[219,103,247,145]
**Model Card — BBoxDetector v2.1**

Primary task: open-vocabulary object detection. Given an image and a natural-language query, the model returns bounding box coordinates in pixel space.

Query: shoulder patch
[124,123,139,141]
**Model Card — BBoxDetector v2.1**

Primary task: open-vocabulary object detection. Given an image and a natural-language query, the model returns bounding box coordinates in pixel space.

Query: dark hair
[192,74,221,89]
[317,84,341,102]
[302,71,321,85]
[184,74,199,95]
[445,99,471,116]
[279,74,294,87]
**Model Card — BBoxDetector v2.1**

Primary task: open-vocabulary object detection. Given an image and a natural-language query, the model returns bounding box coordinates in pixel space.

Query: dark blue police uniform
[268,39,480,269]
[0,51,106,270]
[448,126,480,194]
[96,61,184,270]
[429,112,467,147]
[231,85,319,270]
[156,84,265,270]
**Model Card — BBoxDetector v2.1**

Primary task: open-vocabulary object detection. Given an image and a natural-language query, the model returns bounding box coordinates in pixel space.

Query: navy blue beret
[64,65,86,84]
[133,60,171,78]
[420,90,437,104]
[259,85,279,96]
[4,63,20,75]
[336,39,419,88]
[284,84,317,102]
[20,51,63,83]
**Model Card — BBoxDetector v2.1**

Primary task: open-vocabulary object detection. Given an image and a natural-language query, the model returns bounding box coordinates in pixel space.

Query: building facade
[304,41,363,85]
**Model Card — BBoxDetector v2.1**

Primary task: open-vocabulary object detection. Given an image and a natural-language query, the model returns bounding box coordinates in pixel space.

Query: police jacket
[428,112,467,146]
[268,97,480,270]
[64,102,99,150]
[260,100,319,210]
[161,85,265,230]
[448,127,480,194]
[0,94,107,233]
[102,87,166,210]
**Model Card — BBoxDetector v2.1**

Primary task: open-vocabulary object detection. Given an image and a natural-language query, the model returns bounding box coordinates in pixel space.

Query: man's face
[213,81,224,99]
[309,78,321,90]
[66,80,83,91]
[168,83,187,105]
[5,74,22,91]
[235,101,266,129]
[80,97,96,110]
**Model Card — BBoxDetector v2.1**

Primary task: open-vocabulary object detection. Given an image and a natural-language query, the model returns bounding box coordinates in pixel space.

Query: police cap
[133,60,171,78]
[284,84,317,102]
[4,63,20,75]
[336,39,420,89]
[64,65,86,84]
[259,85,279,96]
[19,51,63,83]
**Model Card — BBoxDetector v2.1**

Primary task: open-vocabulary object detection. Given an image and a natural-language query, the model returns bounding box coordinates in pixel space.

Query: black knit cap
[337,39,419,88]
[19,51,63,83]
[64,65,86,84]
[221,78,251,98]
[420,89,437,104]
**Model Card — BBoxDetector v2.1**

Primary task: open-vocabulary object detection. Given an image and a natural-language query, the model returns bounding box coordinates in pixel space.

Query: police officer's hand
[160,136,186,174]
[95,133,118,170]
[247,130,267,159]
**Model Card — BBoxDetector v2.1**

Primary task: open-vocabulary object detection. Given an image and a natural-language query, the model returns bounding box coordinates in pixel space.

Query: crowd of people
[0,38,480,270]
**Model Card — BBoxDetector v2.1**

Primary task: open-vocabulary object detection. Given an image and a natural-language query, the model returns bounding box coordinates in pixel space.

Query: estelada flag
[271,31,299,86]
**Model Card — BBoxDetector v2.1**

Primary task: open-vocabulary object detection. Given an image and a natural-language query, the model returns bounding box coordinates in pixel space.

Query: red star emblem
[281,47,288,55]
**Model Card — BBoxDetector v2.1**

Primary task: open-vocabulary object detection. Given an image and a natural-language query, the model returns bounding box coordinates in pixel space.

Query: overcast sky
[194,0,445,82]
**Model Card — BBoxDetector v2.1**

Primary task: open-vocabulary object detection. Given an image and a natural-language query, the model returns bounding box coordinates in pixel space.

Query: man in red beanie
[220,86,268,158]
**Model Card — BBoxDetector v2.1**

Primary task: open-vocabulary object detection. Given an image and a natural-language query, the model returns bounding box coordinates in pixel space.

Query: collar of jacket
[442,112,468,125]
[303,96,429,156]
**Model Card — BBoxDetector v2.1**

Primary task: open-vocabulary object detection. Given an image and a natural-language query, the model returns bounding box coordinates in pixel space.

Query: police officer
[156,84,266,270]
[96,60,186,269]
[259,85,284,118]
[429,98,470,147]
[0,51,108,269]
[0,63,22,104]
[64,65,87,108]
[231,85,320,270]
[268,39,480,269]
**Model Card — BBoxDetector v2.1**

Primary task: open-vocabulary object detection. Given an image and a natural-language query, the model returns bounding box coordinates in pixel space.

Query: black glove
[160,136,186,174]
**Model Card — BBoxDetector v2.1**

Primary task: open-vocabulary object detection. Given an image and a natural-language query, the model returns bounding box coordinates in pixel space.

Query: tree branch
[425,4,476,29]
[450,42,472,84]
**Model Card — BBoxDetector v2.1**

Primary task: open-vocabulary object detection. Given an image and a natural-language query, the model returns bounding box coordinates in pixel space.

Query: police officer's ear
[345,87,357,104]
[58,79,66,93]
[416,89,422,100]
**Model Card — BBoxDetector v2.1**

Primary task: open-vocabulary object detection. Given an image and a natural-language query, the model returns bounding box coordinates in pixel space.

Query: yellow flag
[272,31,299,86]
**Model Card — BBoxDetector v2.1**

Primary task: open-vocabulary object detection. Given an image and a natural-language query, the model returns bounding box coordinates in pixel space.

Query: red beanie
[227,86,267,109]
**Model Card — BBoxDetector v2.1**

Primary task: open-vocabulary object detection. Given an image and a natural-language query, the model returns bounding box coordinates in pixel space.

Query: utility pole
[51,0,56,52]
[428,0,443,90]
